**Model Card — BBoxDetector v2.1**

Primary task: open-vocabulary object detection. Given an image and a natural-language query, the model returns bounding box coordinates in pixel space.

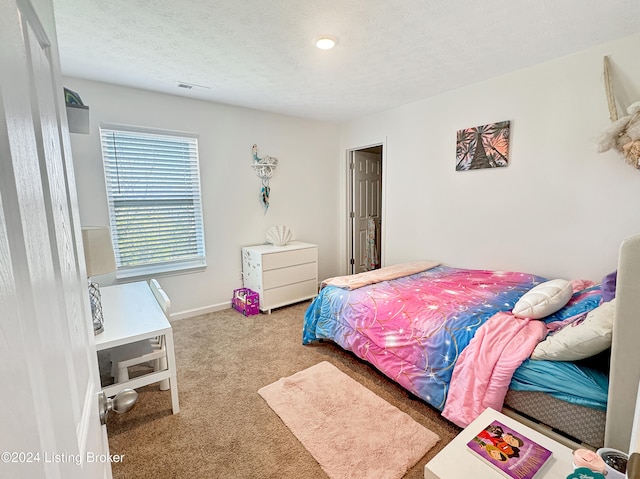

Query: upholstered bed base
[503,389,606,450]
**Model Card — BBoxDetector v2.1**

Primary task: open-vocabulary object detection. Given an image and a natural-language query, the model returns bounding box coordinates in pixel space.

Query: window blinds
[100,125,205,275]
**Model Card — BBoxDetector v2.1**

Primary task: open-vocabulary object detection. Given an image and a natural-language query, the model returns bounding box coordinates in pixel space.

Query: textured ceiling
[52,0,640,123]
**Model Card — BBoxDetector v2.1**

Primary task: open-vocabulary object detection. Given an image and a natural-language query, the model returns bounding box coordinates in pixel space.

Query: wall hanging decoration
[251,144,278,213]
[456,120,510,171]
[596,56,640,170]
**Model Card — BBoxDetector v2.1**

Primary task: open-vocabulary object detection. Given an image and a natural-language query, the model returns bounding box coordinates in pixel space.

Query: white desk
[96,281,179,414]
[425,408,574,479]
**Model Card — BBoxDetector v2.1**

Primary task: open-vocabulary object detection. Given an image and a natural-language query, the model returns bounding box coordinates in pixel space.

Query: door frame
[346,140,386,275]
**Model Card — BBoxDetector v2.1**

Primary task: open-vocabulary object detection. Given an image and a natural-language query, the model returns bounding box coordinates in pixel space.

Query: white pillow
[512,279,573,319]
[531,299,615,361]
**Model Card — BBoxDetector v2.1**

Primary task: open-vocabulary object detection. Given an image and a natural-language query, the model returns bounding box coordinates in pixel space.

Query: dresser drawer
[263,262,317,289]
[262,247,317,270]
[261,280,318,310]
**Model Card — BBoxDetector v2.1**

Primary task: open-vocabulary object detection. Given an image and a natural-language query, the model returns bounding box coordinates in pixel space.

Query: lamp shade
[82,226,116,277]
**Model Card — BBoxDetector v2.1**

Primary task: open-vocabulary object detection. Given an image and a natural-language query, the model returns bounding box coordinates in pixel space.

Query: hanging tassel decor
[251,144,278,213]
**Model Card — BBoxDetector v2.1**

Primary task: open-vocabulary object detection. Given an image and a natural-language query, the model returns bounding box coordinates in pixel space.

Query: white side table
[95,281,179,414]
[425,408,574,479]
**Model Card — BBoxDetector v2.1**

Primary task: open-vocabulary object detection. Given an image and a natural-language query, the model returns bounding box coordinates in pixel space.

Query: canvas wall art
[456,120,510,171]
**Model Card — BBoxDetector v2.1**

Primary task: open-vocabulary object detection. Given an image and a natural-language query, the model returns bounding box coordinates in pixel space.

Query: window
[100,124,206,279]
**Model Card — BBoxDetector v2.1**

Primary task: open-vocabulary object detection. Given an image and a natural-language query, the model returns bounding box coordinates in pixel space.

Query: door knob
[98,389,138,425]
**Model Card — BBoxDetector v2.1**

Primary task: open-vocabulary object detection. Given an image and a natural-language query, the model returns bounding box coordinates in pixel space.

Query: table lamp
[81,226,116,335]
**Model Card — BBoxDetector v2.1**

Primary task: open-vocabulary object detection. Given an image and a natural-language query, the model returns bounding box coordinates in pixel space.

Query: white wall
[67,32,640,318]
[65,78,340,319]
[340,33,640,282]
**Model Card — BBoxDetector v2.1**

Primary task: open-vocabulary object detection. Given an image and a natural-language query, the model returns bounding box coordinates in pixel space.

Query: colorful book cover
[466,419,553,479]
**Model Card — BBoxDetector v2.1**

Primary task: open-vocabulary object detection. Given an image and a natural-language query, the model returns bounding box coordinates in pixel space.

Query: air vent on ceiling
[176,82,211,90]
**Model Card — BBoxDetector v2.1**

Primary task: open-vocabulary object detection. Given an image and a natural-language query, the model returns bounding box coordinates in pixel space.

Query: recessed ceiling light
[315,36,337,50]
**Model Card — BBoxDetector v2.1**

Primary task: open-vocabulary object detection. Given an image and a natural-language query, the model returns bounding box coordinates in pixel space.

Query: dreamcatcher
[251,144,278,213]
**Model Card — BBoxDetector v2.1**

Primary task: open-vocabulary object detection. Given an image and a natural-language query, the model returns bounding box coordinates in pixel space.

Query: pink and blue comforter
[302,265,545,410]
[303,265,606,426]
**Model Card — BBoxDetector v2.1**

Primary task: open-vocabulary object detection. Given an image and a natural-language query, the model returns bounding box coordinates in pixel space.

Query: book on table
[466,419,553,479]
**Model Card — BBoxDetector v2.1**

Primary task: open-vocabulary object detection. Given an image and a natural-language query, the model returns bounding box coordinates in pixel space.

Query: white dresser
[242,241,318,313]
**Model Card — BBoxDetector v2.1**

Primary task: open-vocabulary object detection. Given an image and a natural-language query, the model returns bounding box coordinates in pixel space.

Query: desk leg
[164,330,180,414]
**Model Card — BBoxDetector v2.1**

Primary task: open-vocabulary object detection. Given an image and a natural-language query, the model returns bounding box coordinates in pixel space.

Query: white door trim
[345,139,387,274]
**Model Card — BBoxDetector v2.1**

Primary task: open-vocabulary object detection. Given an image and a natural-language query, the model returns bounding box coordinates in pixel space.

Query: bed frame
[606,233,640,452]
[501,234,640,453]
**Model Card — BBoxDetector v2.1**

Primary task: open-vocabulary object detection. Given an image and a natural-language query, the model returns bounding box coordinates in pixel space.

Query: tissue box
[232,288,259,316]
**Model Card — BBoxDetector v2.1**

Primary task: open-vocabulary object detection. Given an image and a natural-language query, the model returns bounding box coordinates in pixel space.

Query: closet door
[352,149,382,273]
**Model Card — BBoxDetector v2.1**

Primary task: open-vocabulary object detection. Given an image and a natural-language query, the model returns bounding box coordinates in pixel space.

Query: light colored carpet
[259,361,440,479]
[101,301,460,478]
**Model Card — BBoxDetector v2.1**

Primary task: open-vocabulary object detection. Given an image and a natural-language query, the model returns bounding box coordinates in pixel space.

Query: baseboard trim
[169,301,231,322]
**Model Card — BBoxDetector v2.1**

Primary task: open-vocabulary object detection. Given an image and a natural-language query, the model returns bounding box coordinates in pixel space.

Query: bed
[302,234,640,452]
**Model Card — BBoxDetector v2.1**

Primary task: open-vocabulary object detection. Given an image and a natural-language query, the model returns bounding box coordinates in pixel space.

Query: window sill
[115,260,207,281]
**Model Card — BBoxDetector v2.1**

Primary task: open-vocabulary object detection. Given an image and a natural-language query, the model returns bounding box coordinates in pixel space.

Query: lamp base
[88,281,104,335]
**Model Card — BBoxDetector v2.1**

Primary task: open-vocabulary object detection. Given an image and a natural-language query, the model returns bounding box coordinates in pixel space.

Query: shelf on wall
[66,103,89,134]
